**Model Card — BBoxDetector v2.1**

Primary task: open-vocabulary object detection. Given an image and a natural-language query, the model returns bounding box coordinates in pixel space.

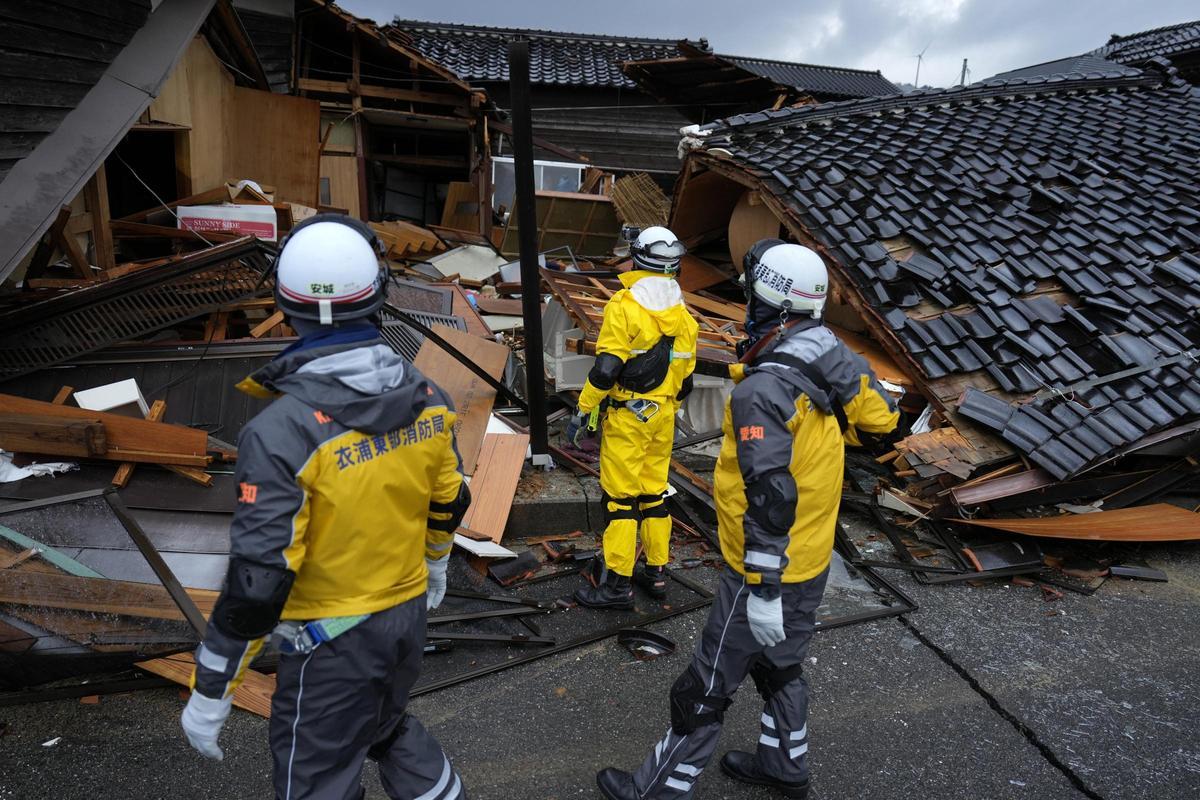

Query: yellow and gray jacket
[192,331,465,699]
[576,270,700,413]
[714,320,899,587]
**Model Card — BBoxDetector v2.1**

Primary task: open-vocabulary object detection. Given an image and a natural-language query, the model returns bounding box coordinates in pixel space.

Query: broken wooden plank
[0,571,218,621]
[0,393,207,463]
[0,413,107,458]
[0,547,37,570]
[957,504,1200,542]
[249,310,286,338]
[138,652,275,718]
[459,433,529,543]
[412,325,510,475]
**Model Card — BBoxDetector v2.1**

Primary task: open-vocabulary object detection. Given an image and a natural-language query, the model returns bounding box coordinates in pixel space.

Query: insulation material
[426,245,507,283]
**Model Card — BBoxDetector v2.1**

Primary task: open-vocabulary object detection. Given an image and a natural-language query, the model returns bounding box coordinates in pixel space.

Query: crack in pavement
[899,614,1107,800]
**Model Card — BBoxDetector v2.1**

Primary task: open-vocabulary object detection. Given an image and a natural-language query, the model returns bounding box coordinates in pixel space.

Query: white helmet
[630,225,686,275]
[274,214,386,325]
[743,240,828,319]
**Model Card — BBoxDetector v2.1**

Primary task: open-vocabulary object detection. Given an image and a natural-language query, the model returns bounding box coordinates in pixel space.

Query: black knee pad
[749,657,805,702]
[638,494,670,519]
[669,664,731,735]
[603,492,640,524]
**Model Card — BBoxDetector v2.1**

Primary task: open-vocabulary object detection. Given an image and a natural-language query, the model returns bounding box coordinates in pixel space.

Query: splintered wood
[891,427,1010,481]
[541,269,744,370]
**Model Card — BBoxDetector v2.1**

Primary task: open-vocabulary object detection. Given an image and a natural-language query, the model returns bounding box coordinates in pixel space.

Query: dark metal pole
[507,39,550,465]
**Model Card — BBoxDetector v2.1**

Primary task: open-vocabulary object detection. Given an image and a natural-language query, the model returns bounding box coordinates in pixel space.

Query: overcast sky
[338,0,1196,87]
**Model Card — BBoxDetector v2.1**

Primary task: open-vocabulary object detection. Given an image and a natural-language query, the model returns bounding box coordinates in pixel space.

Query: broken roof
[1096,18,1200,64]
[686,60,1200,480]
[389,21,897,99]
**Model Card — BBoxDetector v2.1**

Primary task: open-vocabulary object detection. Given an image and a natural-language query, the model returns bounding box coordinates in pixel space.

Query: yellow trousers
[598,403,675,576]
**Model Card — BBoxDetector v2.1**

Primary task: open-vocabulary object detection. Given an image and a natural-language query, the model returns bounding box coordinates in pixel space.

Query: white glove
[426,556,449,610]
[747,591,786,648]
[181,691,232,761]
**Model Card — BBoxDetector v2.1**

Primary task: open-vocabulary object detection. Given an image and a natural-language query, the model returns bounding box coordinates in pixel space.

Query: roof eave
[0,0,219,282]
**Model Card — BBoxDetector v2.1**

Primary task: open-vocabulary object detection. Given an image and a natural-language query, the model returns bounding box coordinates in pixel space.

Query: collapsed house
[3,0,1198,708]
[674,56,1200,526]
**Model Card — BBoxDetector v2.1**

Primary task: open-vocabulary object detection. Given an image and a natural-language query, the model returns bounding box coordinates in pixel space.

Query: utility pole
[959,58,969,86]
[507,39,551,467]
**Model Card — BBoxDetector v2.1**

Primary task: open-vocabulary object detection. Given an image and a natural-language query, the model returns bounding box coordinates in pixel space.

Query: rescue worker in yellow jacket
[595,240,899,799]
[566,226,700,608]
[180,215,469,800]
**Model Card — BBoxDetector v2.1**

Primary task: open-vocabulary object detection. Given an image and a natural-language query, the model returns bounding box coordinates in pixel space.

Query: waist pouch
[619,335,675,394]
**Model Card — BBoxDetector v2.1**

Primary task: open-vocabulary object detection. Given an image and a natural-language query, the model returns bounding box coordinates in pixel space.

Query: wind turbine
[914,41,932,87]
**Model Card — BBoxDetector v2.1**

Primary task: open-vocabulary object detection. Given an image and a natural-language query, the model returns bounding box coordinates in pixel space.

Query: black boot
[633,563,668,599]
[574,572,634,609]
[596,768,638,800]
[720,751,809,798]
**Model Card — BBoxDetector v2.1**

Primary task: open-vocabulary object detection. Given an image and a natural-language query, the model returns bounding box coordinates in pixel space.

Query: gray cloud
[339,0,1196,86]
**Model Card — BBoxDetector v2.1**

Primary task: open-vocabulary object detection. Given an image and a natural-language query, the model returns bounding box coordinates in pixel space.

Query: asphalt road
[2,544,1198,800]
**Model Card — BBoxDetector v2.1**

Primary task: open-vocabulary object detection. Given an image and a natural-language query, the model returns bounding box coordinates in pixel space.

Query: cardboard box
[177,204,278,242]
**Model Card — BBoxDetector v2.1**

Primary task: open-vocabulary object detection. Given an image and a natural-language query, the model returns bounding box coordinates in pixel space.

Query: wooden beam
[49,206,92,279]
[0,413,107,458]
[51,386,74,406]
[0,393,208,463]
[112,399,166,489]
[488,119,589,164]
[110,220,242,243]
[139,652,274,717]
[0,571,217,622]
[297,78,466,108]
[249,310,285,338]
[370,153,468,170]
[83,164,115,271]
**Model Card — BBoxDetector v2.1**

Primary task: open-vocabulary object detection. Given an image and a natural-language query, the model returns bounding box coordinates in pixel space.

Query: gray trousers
[269,597,464,800]
[632,567,828,798]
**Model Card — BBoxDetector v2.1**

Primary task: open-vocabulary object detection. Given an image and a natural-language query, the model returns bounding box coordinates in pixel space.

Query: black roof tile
[695,66,1200,479]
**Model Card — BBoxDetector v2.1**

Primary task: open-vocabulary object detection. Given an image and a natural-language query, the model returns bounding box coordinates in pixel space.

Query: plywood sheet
[139,652,275,718]
[228,87,321,206]
[460,433,529,542]
[441,181,481,232]
[412,325,510,474]
[320,155,360,218]
[728,190,781,271]
[957,503,1200,541]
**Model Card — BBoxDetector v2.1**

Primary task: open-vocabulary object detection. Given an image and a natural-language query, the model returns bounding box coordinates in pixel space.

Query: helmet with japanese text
[274,214,387,325]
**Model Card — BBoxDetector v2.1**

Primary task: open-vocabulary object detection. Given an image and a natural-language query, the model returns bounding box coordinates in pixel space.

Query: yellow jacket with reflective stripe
[577,270,699,413]
[193,334,464,700]
[714,323,899,583]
